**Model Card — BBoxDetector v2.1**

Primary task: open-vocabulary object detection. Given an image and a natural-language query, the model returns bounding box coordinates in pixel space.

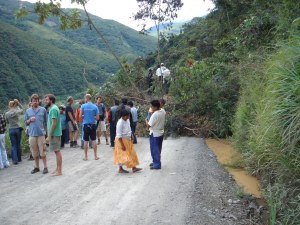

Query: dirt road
[0,137,254,225]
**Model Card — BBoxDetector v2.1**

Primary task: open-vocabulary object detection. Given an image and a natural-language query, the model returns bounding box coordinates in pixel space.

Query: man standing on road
[45,94,62,176]
[80,94,99,161]
[24,94,48,174]
[95,96,109,145]
[108,99,119,148]
[66,96,79,148]
[147,100,166,170]
[128,101,138,144]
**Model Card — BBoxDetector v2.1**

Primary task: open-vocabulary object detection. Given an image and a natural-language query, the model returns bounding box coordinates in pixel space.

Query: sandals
[132,168,142,173]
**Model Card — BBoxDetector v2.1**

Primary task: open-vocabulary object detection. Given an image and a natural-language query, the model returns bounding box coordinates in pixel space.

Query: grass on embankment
[232,31,300,224]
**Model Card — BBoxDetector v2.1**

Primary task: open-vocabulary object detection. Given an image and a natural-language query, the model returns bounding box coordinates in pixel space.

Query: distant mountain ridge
[0,0,156,109]
[147,21,190,36]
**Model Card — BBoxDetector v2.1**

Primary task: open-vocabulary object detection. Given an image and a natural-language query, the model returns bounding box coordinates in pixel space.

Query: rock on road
[0,137,253,225]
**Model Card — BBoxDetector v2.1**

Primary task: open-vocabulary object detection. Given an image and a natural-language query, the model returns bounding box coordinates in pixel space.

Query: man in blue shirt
[24,94,48,174]
[80,94,99,161]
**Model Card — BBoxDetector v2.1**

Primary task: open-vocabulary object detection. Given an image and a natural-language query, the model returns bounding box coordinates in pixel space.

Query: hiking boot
[31,167,40,174]
[42,168,48,174]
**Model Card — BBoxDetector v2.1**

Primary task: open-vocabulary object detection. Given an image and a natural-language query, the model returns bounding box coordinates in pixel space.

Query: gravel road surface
[0,137,256,225]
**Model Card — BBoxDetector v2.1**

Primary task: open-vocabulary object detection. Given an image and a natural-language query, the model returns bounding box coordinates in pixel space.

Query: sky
[24,0,214,30]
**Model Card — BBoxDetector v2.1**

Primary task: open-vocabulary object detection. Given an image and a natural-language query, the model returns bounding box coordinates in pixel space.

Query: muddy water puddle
[206,139,261,198]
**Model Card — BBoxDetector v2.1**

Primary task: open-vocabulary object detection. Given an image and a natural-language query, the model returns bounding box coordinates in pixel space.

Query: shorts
[83,124,97,141]
[29,136,47,158]
[97,121,106,132]
[49,136,61,152]
[68,121,78,132]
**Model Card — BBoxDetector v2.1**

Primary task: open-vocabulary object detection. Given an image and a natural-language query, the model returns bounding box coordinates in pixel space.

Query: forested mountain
[0,0,156,109]
[147,21,188,36]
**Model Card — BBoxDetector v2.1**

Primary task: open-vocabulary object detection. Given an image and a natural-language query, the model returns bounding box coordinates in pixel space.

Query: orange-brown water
[206,139,261,198]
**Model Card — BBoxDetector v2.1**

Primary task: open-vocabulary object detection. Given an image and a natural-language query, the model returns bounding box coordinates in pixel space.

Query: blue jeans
[149,134,163,169]
[61,129,66,147]
[0,134,10,168]
[9,128,22,163]
[110,121,116,147]
[65,127,70,144]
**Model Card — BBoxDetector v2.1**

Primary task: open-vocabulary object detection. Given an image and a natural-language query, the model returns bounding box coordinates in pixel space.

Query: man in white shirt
[156,64,163,81]
[147,100,166,170]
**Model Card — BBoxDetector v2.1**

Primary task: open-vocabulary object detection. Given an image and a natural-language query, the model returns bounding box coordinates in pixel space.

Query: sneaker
[150,166,161,170]
[4,165,10,168]
[73,141,79,148]
[42,168,48,174]
[31,167,40,174]
[70,141,74,147]
[149,163,153,167]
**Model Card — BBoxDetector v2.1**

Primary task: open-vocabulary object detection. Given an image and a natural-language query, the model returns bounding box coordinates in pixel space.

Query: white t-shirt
[116,118,132,140]
[156,68,162,77]
[148,109,166,137]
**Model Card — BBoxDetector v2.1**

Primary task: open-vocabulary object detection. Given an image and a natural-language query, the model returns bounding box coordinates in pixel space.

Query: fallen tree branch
[184,126,201,136]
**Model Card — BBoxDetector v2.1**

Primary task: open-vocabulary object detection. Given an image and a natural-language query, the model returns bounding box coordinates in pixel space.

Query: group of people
[147,63,171,94]
[0,93,166,175]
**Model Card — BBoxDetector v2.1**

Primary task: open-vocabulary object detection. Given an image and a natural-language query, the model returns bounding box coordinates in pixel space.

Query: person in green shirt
[45,94,62,176]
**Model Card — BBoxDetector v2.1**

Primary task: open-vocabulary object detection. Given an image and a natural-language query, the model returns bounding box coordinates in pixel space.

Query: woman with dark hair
[114,109,142,173]
[5,99,23,165]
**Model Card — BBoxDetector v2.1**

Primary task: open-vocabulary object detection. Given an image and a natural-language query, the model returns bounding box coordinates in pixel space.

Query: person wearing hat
[59,105,67,148]
[65,96,79,148]
[24,94,48,174]
[5,99,23,165]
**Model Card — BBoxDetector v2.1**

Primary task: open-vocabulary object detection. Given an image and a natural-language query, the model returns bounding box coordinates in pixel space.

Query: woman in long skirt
[114,109,142,173]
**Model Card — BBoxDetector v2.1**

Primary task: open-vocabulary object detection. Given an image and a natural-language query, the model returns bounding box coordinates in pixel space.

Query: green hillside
[0,0,156,109]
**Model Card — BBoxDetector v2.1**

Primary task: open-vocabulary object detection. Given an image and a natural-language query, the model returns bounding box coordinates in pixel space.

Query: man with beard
[44,94,62,176]
[24,94,48,174]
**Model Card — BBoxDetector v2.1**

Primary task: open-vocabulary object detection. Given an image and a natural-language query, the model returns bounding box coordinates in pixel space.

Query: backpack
[0,114,6,134]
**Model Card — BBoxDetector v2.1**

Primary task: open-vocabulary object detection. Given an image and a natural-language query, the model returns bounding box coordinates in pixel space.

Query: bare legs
[34,156,47,169]
[51,150,62,176]
[84,140,99,160]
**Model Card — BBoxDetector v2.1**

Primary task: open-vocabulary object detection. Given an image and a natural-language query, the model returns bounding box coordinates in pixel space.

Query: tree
[134,0,183,66]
